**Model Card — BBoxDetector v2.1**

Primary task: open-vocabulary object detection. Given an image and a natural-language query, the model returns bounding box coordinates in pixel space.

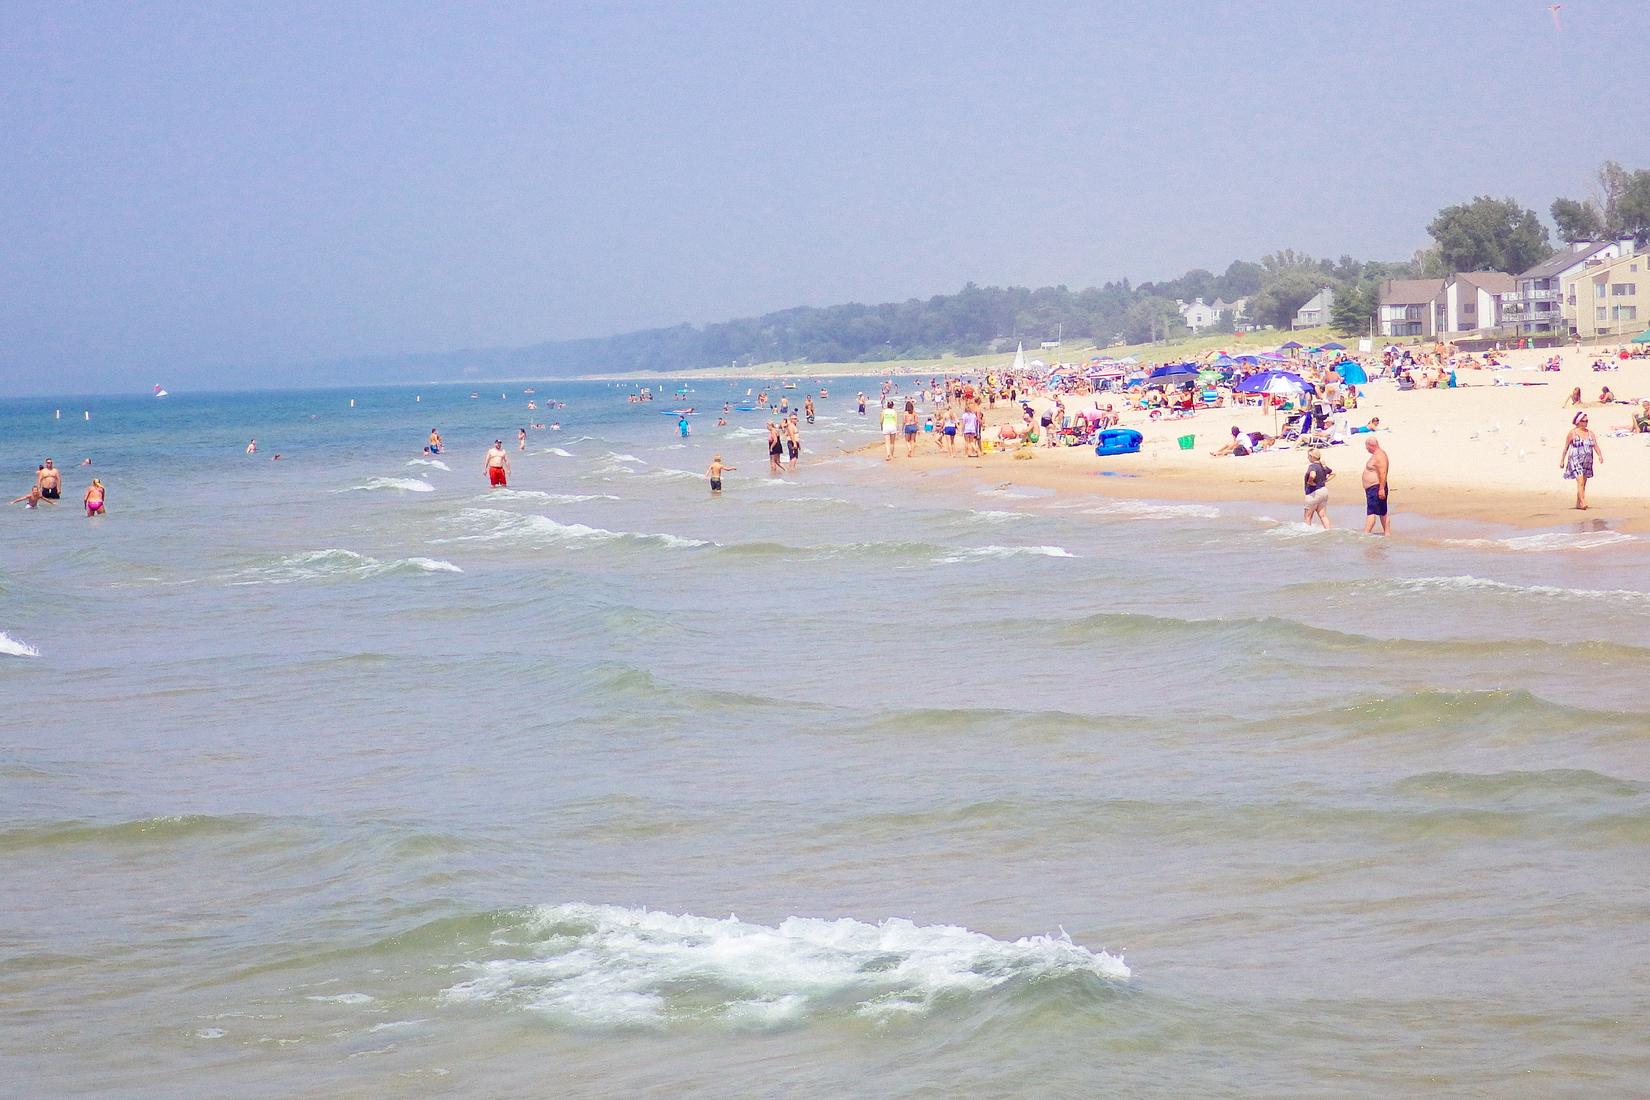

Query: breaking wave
[937,545,1075,564]
[339,477,435,494]
[444,509,710,551]
[228,549,462,584]
[405,459,451,471]
[1441,530,1636,553]
[439,904,1128,1028]
[0,631,41,658]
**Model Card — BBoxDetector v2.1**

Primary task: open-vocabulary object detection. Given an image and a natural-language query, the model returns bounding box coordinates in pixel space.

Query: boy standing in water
[706,455,735,494]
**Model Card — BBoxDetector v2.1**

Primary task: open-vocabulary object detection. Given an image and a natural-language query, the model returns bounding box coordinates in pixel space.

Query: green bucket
[1177,434,1195,451]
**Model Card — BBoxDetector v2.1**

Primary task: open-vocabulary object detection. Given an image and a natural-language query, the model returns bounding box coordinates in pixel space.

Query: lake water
[4,379,1649,1097]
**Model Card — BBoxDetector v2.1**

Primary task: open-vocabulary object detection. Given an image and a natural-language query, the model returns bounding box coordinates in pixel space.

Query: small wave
[541,448,575,458]
[481,489,619,504]
[967,510,1031,523]
[440,904,1127,1028]
[0,814,262,851]
[1311,575,1650,606]
[1083,499,1220,520]
[229,549,461,584]
[1443,530,1636,553]
[0,631,40,658]
[406,459,451,471]
[937,545,1075,564]
[339,477,435,494]
[446,510,709,551]
[306,993,376,1005]
[1394,768,1647,802]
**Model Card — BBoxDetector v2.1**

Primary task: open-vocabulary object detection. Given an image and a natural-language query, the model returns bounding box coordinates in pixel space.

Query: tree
[1615,170,1650,246]
[1550,197,1604,243]
[1122,296,1182,344]
[1330,282,1375,336]
[1218,260,1263,298]
[1248,270,1326,330]
[1427,196,1552,274]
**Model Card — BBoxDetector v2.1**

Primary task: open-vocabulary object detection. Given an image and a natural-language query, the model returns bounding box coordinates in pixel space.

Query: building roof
[1517,242,1614,280]
[1455,271,1516,294]
[1380,279,1444,306]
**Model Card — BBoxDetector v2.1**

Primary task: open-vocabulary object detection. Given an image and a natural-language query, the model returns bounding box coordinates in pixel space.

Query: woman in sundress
[1560,411,1602,510]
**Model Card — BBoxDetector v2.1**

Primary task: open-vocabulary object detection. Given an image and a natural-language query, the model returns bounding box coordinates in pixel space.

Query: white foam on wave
[937,545,1075,564]
[230,549,462,584]
[1084,499,1221,520]
[967,509,1031,523]
[541,448,575,458]
[306,993,376,1005]
[440,904,1127,1028]
[445,509,710,551]
[482,489,620,504]
[406,459,451,471]
[1443,530,1637,553]
[1380,575,1650,604]
[340,477,435,494]
[0,631,41,658]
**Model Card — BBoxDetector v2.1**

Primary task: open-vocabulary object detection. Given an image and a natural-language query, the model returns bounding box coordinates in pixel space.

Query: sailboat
[1011,341,1026,375]
[153,384,168,398]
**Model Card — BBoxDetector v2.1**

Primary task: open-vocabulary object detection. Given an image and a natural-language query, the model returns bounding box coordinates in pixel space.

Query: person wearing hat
[484,439,511,488]
[1560,411,1601,510]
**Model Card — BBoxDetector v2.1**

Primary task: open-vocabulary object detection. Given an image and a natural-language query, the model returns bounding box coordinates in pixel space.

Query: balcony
[1518,288,1560,302]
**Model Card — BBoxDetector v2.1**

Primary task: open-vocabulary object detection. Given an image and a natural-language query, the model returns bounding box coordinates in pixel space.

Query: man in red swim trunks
[484,439,510,487]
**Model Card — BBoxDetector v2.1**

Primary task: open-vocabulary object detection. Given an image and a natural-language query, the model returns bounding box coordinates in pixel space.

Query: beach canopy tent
[1633,329,1650,344]
[1334,360,1368,385]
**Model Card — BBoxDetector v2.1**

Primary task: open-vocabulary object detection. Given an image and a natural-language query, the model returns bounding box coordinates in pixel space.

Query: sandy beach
[853,346,1650,532]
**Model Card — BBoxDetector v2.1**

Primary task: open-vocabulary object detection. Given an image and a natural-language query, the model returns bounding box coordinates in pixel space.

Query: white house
[1178,297,1220,331]
[1291,288,1334,330]
[1438,271,1515,334]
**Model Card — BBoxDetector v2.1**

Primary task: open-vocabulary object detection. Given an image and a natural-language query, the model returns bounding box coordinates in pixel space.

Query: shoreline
[839,346,1650,535]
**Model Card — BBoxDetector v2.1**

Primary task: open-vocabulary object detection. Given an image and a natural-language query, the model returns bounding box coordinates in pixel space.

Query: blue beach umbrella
[1278,340,1304,351]
[1147,364,1199,387]
[1322,341,1347,351]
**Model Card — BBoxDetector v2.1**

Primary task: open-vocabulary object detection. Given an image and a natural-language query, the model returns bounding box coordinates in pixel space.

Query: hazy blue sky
[3,0,1647,390]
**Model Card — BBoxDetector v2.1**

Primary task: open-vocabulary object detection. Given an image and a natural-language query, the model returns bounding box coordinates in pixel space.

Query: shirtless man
[484,440,510,488]
[803,396,816,424]
[1361,437,1390,536]
[785,414,801,473]
[36,459,61,501]
[427,428,444,455]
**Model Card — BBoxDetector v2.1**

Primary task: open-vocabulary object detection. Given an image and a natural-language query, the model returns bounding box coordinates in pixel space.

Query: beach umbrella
[1258,351,1289,362]
[1279,340,1304,351]
[1632,329,1650,344]
[1148,364,1199,384]
[1211,354,1236,368]
[1322,341,1346,351]
[1234,354,1259,365]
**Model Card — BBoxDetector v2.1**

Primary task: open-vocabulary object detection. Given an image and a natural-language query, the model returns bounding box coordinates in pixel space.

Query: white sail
[1011,341,1026,374]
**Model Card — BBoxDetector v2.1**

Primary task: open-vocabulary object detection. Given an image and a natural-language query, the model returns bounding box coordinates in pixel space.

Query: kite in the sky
[1548,3,1563,32]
